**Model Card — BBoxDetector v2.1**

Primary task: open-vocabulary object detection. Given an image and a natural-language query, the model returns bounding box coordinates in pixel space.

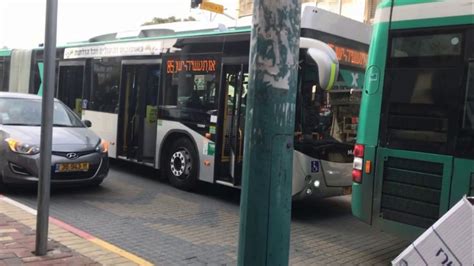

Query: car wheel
[165,137,198,191]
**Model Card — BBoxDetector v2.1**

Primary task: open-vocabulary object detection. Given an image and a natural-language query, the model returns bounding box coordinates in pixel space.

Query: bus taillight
[352,169,362,183]
[354,144,364,157]
[352,144,364,183]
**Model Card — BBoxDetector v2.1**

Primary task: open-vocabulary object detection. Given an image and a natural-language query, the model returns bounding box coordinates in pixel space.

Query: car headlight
[95,139,109,153]
[5,138,40,155]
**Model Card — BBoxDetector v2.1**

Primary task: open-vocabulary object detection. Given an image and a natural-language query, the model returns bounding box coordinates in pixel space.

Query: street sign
[200,0,224,14]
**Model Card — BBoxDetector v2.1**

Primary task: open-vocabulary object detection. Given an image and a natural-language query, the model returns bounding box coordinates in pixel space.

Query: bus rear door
[117,60,160,165]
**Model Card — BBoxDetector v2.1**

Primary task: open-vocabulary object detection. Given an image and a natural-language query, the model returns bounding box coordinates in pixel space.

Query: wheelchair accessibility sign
[311,161,320,173]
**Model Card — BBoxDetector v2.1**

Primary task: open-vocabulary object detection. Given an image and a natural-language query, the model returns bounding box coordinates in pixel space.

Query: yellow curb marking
[89,238,154,266]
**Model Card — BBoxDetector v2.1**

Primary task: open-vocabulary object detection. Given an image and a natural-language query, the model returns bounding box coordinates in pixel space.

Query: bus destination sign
[328,43,368,68]
[166,59,217,74]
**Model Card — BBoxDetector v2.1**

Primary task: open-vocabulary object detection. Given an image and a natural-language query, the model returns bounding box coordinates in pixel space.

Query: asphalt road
[2,160,408,265]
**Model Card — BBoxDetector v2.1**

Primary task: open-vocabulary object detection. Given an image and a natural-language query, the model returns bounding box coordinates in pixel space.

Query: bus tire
[165,137,198,191]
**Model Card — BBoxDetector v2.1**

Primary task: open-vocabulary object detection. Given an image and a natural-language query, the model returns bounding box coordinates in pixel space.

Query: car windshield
[0,98,84,127]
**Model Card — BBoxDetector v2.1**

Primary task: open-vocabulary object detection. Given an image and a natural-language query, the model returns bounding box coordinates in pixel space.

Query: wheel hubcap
[170,149,191,178]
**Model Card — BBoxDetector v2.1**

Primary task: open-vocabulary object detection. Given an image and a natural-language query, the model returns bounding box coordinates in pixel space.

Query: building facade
[238,0,381,23]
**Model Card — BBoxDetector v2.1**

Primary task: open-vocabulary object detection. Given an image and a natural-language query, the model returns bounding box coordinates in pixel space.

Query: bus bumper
[292,150,352,201]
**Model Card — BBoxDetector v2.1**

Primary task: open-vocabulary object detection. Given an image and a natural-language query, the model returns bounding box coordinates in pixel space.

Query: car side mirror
[82,120,92,127]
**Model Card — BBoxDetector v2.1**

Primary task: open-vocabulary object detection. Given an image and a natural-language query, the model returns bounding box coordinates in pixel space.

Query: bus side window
[456,61,474,158]
[463,62,474,130]
[89,58,120,114]
[160,58,218,123]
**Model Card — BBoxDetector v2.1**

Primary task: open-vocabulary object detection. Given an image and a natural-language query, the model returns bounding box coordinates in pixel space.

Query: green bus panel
[0,50,11,57]
[351,22,390,225]
[352,145,377,224]
[356,23,389,145]
[390,15,474,30]
[451,159,474,204]
[372,148,453,238]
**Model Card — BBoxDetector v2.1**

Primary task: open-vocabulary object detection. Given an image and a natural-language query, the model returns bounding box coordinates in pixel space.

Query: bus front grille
[380,157,443,228]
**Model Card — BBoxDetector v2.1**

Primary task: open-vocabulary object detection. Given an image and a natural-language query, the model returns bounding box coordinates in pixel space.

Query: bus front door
[118,62,160,165]
[57,62,85,116]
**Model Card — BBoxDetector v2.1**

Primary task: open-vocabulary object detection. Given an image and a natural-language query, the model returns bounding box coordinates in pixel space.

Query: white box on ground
[392,196,473,265]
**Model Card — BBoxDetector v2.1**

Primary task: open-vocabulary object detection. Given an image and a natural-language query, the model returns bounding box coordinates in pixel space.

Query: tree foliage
[142,16,196,26]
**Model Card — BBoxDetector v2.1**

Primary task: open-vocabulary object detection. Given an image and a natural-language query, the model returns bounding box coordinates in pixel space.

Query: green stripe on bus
[379,0,442,8]
[327,63,337,91]
[390,15,474,29]
[0,50,11,57]
[37,63,44,96]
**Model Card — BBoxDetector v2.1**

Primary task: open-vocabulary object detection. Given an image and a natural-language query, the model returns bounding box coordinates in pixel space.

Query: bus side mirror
[300,37,340,91]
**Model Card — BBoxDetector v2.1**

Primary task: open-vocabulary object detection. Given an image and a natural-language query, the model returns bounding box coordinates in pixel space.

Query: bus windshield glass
[295,49,363,164]
[391,33,462,57]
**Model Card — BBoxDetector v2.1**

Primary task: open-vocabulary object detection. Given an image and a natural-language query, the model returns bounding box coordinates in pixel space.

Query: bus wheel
[166,138,198,191]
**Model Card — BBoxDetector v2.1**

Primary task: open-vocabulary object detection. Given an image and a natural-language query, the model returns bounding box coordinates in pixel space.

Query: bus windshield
[295,50,363,164]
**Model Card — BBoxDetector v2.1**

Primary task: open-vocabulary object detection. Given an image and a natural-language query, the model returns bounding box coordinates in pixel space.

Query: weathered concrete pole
[237,0,301,265]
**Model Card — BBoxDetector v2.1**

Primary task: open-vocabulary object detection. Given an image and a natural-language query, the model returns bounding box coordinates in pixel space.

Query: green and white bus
[352,0,473,237]
[0,6,371,200]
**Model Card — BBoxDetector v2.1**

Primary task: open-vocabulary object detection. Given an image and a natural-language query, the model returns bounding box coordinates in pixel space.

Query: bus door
[219,64,248,185]
[57,61,85,116]
[117,60,160,165]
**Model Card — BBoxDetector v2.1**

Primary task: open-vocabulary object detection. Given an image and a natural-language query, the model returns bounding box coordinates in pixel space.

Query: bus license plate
[55,162,89,173]
[343,186,352,195]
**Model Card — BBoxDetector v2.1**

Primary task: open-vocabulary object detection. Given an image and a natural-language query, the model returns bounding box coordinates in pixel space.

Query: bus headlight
[313,180,320,188]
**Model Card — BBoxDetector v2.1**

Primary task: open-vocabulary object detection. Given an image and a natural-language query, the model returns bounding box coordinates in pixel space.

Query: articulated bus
[0,7,371,200]
[352,0,473,237]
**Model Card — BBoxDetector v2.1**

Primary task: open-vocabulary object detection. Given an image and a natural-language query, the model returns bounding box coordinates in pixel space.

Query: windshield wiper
[1,123,41,126]
[53,124,74,127]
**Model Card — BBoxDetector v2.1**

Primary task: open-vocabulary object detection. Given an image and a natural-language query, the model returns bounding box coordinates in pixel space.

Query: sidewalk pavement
[0,195,153,266]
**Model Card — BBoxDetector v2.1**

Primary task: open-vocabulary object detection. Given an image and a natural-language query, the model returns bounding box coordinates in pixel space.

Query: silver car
[0,92,109,187]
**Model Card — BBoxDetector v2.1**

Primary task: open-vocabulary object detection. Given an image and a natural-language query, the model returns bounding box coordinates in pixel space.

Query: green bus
[352,0,474,238]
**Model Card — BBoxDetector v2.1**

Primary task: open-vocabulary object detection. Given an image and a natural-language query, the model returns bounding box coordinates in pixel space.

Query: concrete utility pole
[237,0,301,265]
[35,0,58,256]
